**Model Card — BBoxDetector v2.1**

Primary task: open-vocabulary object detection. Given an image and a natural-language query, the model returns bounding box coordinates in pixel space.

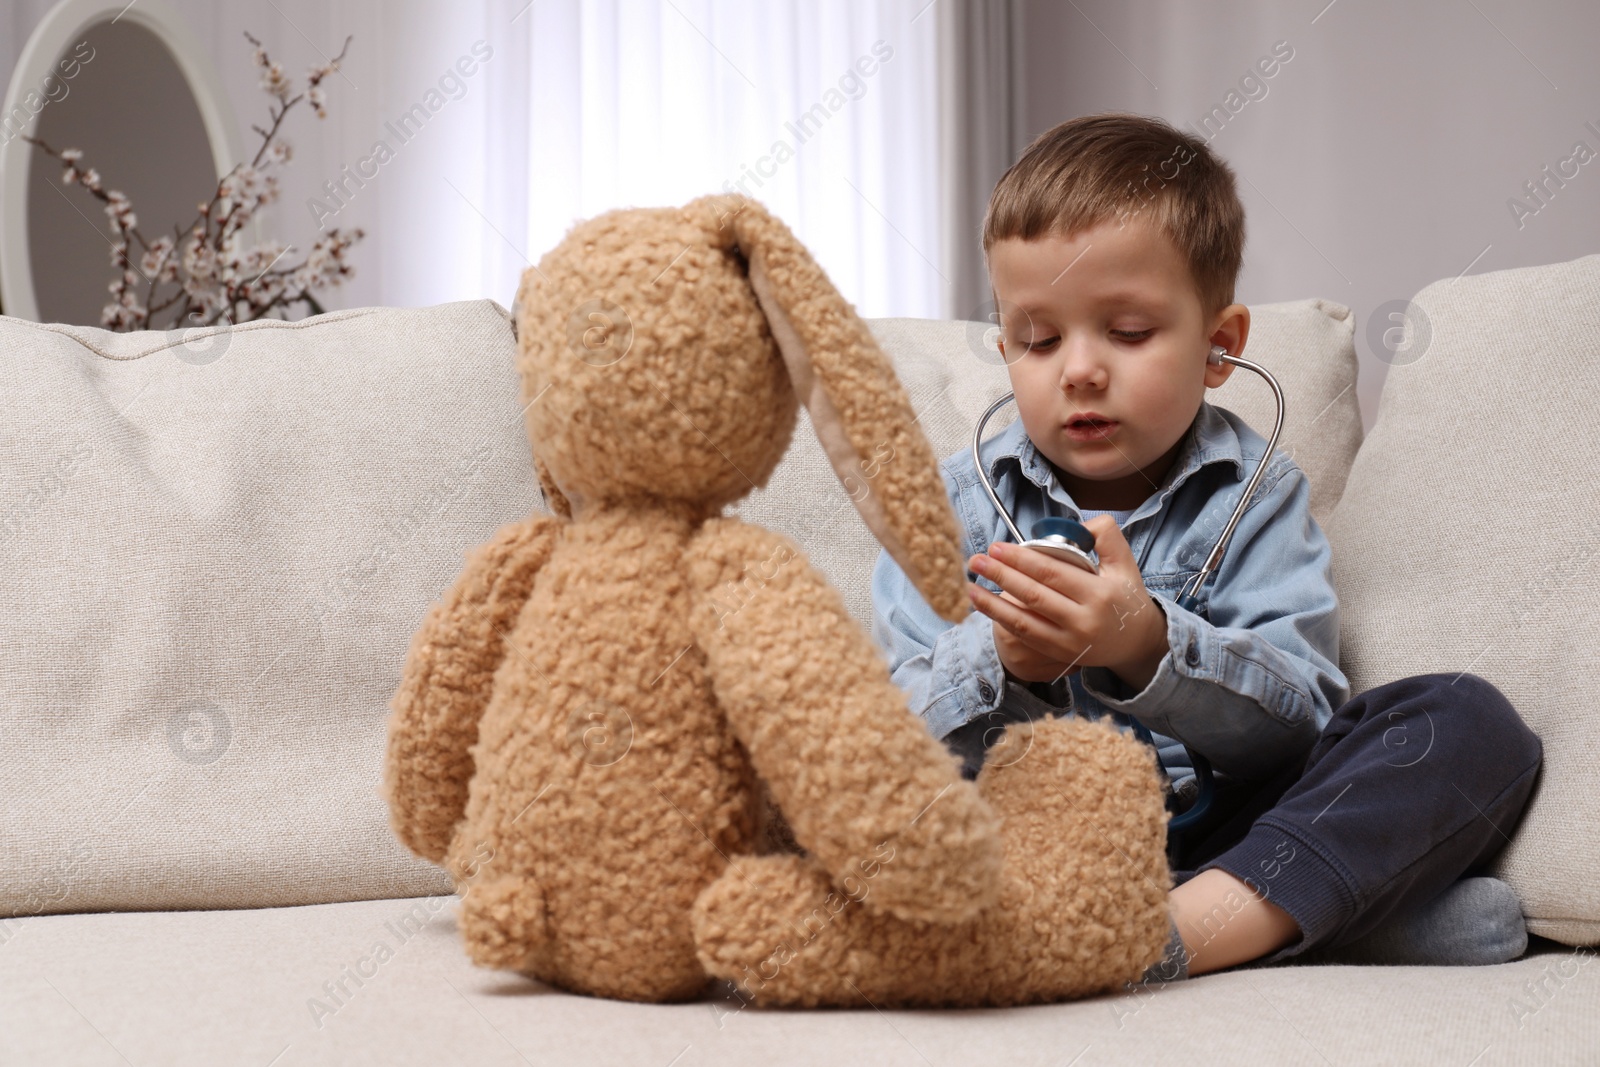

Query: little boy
[871,113,1542,978]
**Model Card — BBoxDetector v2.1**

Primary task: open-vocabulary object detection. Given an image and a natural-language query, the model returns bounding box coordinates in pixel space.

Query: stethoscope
[970,344,1286,836]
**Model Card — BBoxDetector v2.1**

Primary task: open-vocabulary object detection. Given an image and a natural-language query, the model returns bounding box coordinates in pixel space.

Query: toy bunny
[382,193,1008,1002]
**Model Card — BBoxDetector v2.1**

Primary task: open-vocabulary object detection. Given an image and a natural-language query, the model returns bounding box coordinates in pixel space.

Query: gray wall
[1018,0,1600,431]
[6,1,1596,430]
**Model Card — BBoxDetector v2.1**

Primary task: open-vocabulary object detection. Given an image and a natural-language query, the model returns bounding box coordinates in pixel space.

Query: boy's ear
[1204,359,1238,389]
[1206,303,1251,388]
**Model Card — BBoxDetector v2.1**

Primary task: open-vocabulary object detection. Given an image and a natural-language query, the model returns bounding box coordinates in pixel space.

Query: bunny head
[512,193,971,623]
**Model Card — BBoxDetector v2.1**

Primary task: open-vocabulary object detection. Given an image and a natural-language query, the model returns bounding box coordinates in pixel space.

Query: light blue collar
[977,401,1247,525]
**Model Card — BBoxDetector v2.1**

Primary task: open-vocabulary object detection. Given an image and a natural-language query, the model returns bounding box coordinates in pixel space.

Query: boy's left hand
[967,515,1170,692]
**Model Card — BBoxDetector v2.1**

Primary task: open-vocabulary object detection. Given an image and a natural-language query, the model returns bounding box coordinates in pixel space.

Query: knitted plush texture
[383,194,1171,1005]
[691,715,1173,1008]
[382,195,998,1001]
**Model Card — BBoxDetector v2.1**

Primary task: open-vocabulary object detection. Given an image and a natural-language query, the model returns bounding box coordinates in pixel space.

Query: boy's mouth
[1064,414,1119,440]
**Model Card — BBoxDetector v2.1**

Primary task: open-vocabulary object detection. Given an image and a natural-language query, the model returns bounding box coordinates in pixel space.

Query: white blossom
[103,190,136,232]
[140,235,175,276]
[261,60,290,99]
[182,237,217,282]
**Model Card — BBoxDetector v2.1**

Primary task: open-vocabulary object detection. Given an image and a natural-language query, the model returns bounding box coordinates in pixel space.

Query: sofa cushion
[1323,253,1600,947]
[0,301,537,915]
[740,300,1363,633]
[0,895,1590,1064]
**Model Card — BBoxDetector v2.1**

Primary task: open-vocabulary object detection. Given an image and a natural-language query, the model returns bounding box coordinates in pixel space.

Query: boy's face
[989,217,1248,511]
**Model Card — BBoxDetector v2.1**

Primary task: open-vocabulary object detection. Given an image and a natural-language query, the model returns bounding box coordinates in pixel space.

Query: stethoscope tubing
[1177,352,1286,607]
[967,349,1288,837]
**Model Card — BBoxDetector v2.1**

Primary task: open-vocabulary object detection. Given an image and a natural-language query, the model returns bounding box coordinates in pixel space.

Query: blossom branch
[22,30,363,331]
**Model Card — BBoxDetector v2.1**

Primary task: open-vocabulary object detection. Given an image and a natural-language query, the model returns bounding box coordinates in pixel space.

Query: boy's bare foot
[1170,867,1301,975]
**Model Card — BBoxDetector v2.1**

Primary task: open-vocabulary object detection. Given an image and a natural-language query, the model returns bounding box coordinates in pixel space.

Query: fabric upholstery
[0,895,1590,1065]
[0,301,537,914]
[1324,254,1600,946]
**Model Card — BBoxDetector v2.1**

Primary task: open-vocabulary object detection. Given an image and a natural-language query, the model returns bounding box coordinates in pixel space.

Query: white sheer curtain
[405,0,945,319]
[10,0,974,319]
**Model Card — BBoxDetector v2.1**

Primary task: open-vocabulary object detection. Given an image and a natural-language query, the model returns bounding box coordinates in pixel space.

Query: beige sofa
[3,254,1597,1064]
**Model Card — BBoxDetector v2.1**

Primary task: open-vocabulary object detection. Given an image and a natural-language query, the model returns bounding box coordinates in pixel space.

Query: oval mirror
[0,0,244,326]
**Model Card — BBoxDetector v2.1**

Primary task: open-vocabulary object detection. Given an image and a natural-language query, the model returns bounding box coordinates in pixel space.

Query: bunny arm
[684,516,1003,925]
[383,514,563,864]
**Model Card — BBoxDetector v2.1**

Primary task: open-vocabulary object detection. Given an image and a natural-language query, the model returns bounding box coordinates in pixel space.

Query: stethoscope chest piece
[1019,516,1099,573]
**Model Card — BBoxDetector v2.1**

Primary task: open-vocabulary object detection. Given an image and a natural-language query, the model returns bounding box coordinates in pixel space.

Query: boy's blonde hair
[982,112,1245,319]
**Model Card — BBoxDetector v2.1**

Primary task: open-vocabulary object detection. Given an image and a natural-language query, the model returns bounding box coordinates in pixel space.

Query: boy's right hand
[990,589,1083,684]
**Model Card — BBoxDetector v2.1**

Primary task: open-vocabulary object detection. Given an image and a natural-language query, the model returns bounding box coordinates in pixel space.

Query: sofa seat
[1,896,1592,1066]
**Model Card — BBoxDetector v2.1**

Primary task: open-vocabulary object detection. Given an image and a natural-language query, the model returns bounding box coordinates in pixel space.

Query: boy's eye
[1012,330,1151,351]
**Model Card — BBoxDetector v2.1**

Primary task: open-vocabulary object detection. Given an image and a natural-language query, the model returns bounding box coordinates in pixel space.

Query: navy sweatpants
[1170,672,1543,959]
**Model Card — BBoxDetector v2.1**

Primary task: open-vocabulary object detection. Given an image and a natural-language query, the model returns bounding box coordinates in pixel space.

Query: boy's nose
[1057,341,1107,390]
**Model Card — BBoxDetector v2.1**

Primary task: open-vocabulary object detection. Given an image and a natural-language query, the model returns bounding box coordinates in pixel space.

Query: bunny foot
[691,715,1174,1008]
[457,873,549,973]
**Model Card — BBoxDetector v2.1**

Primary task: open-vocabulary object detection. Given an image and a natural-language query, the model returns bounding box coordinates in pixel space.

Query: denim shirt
[869,400,1350,787]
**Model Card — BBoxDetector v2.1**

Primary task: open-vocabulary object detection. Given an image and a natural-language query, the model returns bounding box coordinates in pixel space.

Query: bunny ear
[699,194,971,624]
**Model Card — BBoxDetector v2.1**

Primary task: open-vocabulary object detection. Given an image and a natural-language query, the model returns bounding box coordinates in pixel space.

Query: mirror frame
[0,0,246,322]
